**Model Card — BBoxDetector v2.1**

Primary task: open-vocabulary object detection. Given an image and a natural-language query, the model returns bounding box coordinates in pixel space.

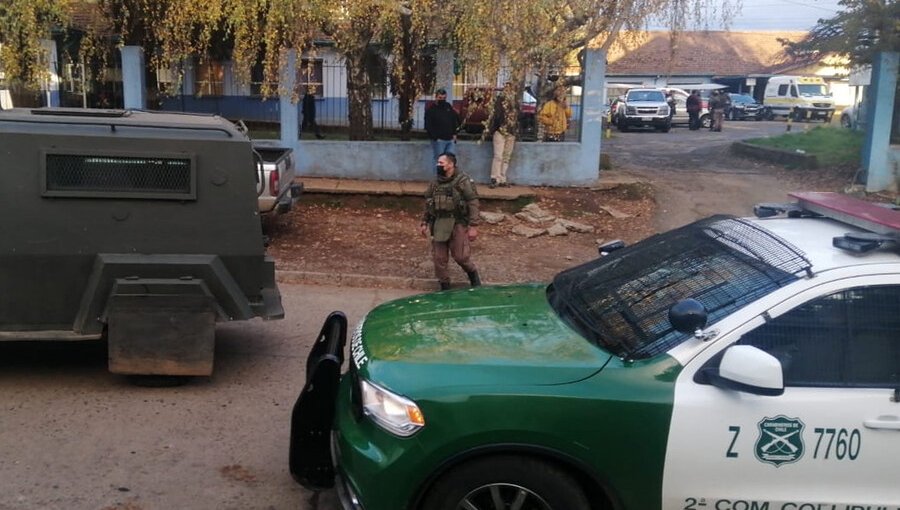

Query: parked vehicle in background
[251,140,302,215]
[0,107,284,379]
[727,93,764,120]
[616,88,671,132]
[763,75,835,122]
[840,102,866,129]
[453,88,537,139]
[608,95,626,126]
[290,191,900,510]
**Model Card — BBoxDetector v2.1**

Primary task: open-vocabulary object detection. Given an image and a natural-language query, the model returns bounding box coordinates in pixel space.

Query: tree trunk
[396,12,415,141]
[345,50,373,141]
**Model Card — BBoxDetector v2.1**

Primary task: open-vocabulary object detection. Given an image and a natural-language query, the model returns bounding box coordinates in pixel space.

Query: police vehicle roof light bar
[755,192,900,254]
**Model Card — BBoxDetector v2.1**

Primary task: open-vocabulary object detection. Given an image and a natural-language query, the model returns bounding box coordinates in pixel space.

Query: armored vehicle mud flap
[289,312,347,489]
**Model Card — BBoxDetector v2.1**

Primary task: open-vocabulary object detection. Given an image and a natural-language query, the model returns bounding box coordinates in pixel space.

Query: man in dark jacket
[424,88,459,169]
[686,90,701,130]
[301,86,324,139]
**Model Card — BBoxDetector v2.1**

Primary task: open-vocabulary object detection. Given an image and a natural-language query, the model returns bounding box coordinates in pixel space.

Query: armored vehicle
[0,108,284,378]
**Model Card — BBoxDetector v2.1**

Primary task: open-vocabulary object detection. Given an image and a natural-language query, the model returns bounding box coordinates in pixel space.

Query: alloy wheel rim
[457,482,552,510]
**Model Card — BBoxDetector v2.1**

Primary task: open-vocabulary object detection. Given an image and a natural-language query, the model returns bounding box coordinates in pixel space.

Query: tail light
[269,170,279,197]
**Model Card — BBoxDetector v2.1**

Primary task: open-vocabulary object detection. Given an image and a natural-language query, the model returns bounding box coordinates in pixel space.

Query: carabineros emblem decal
[755,415,805,467]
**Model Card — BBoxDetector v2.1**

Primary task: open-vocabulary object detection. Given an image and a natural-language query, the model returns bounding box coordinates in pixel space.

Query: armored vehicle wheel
[421,455,590,510]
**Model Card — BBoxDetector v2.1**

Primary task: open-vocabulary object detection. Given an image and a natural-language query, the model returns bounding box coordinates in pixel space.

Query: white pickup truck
[252,140,302,214]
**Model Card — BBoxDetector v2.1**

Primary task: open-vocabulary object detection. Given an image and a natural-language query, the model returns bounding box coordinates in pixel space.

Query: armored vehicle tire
[420,455,591,510]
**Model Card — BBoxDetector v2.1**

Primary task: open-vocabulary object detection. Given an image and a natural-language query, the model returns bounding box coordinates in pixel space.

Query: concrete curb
[277,269,439,291]
[731,141,819,169]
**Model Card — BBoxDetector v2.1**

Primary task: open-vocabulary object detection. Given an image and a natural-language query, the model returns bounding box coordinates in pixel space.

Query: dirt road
[603,120,853,231]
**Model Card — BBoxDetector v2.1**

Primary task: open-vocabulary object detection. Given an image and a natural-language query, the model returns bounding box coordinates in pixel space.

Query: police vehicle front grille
[550,216,812,360]
[44,154,193,199]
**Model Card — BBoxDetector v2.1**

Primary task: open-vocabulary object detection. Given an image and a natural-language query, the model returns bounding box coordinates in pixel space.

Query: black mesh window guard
[549,216,812,360]
[43,153,194,200]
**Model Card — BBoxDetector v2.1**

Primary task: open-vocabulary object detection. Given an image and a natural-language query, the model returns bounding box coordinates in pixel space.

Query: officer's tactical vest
[428,173,472,242]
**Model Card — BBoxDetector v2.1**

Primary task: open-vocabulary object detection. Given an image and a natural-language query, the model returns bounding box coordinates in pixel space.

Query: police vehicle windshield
[547,216,812,360]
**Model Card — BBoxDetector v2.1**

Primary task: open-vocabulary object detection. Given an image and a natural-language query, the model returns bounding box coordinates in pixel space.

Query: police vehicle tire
[421,455,590,510]
[700,114,710,128]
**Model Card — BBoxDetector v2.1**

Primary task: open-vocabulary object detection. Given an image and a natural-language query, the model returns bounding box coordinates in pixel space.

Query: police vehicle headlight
[360,379,425,437]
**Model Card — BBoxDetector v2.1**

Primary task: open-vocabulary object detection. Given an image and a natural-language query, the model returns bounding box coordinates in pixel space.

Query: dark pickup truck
[0,107,284,378]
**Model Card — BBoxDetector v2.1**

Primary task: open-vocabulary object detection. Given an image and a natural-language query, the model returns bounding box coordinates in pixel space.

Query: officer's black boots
[467,270,482,287]
[440,281,451,291]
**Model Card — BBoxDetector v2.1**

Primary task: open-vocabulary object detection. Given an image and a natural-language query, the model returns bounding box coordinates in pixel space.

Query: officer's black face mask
[436,165,447,177]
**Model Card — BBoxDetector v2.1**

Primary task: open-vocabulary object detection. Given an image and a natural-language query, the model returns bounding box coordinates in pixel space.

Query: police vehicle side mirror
[709,345,784,396]
[668,299,708,338]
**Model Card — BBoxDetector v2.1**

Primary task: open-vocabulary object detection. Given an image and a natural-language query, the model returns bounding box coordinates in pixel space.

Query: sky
[722,0,844,30]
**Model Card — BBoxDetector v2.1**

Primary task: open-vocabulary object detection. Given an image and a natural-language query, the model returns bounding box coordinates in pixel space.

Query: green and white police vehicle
[291,192,900,510]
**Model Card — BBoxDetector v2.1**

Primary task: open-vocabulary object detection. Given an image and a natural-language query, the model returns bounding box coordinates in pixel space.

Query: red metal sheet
[788,192,900,234]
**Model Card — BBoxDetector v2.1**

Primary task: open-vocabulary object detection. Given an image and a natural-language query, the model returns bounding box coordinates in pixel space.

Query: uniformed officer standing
[419,152,482,291]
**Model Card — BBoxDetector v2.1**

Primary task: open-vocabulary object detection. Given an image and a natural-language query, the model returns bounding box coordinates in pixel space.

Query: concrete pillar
[280,49,299,149]
[40,39,60,107]
[862,51,898,192]
[120,46,147,109]
[435,49,455,101]
[181,58,195,96]
[574,48,605,181]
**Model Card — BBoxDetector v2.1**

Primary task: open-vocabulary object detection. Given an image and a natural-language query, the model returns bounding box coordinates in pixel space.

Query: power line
[744,0,841,12]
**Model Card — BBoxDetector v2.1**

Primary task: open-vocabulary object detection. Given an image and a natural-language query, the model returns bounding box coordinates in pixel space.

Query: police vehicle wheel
[700,114,710,128]
[422,455,590,510]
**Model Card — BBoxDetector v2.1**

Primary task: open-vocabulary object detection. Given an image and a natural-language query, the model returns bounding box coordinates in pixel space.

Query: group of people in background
[685,89,731,132]
[420,83,572,290]
[424,83,572,187]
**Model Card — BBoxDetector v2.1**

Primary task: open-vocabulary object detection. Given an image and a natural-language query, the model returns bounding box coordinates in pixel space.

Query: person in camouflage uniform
[419,152,482,291]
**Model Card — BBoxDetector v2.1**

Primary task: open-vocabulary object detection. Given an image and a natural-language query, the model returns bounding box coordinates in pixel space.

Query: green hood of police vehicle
[354,284,612,390]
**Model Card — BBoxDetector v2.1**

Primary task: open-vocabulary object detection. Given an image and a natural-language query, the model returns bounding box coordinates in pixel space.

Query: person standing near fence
[538,86,572,142]
[301,85,325,139]
[489,83,518,188]
[419,152,482,291]
[424,88,459,169]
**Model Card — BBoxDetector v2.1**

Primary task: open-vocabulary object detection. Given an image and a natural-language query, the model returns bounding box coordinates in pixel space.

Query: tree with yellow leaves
[0,0,72,87]
[445,0,741,134]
